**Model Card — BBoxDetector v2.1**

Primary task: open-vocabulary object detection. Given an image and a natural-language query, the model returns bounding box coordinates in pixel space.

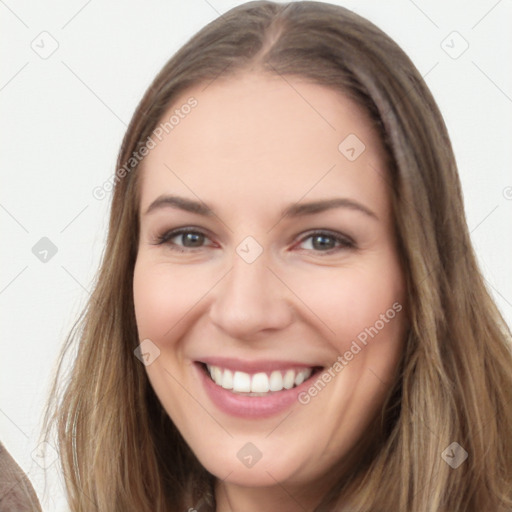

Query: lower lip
[195,362,319,419]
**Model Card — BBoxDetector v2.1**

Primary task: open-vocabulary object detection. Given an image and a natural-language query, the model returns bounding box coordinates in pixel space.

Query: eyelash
[153,227,356,255]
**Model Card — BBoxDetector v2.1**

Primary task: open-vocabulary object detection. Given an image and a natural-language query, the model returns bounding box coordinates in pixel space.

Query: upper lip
[197,357,323,374]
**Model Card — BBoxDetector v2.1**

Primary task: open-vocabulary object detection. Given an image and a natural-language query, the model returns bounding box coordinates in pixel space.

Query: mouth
[199,362,323,396]
[194,356,326,417]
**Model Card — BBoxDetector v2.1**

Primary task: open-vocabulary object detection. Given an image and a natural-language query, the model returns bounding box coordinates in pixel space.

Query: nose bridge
[209,245,292,337]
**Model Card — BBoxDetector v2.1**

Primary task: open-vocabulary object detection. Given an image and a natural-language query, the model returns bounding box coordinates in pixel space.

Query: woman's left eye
[153,228,355,254]
[295,231,355,254]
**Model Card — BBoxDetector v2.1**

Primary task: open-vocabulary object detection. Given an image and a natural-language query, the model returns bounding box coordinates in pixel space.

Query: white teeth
[221,369,233,389]
[205,365,314,394]
[212,366,222,384]
[269,370,283,391]
[283,369,295,389]
[233,371,251,392]
[294,370,306,386]
[251,372,269,393]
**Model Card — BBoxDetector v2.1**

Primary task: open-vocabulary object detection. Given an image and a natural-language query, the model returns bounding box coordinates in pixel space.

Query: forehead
[138,72,390,221]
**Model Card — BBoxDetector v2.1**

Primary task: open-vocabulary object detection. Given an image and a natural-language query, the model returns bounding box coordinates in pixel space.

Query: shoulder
[0,442,42,512]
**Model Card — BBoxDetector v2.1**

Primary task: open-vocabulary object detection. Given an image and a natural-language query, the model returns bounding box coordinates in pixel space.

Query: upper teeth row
[206,365,313,393]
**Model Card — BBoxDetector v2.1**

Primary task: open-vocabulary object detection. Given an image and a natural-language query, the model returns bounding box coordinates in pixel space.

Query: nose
[208,250,294,340]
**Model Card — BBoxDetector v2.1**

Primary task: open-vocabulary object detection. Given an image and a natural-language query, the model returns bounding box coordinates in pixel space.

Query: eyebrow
[144,194,378,221]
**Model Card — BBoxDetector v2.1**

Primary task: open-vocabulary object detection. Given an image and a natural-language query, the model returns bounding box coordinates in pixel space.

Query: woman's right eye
[154,228,214,252]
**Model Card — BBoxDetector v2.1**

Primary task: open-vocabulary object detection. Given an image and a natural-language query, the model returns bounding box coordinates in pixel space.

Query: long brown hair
[42,2,512,510]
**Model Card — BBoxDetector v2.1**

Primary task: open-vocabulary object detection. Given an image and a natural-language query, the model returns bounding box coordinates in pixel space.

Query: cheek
[287,254,405,352]
[133,262,174,339]
[132,259,212,339]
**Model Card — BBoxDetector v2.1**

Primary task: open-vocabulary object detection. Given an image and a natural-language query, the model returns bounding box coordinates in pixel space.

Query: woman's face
[133,72,407,499]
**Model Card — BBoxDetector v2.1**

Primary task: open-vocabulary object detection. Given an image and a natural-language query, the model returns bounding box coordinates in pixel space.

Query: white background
[1,1,511,510]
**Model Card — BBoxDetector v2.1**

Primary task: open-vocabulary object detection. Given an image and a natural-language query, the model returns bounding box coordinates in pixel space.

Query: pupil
[313,235,334,250]
[183,233,204,247]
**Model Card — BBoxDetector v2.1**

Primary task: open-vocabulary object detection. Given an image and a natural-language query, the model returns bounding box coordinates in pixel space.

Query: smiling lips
[197,359,324,417]
[206,364,314,394]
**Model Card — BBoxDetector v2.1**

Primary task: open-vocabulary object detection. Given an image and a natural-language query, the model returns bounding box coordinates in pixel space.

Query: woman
[42,1,512,510]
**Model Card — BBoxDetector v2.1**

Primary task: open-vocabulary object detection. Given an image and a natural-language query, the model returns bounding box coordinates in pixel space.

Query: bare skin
[133,72,408,512]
